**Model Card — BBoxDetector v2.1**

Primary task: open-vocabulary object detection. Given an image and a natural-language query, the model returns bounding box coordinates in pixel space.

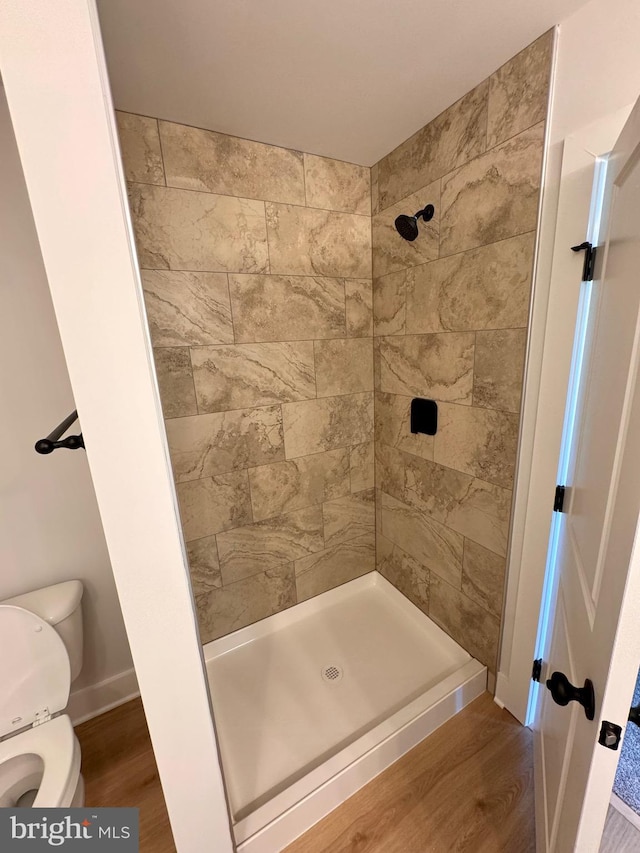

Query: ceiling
[97,0,591,166]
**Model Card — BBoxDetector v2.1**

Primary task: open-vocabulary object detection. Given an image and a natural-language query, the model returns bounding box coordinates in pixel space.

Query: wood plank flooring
[76,692,534,853]
[284,693,535,853]
[75,698,176,853]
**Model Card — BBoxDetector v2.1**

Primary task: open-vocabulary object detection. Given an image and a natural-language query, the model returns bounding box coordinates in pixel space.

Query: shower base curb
[205,573,487,853]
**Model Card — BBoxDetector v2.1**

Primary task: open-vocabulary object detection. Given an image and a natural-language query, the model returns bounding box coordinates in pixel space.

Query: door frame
[0,2,234,851]
[496,102,635,723]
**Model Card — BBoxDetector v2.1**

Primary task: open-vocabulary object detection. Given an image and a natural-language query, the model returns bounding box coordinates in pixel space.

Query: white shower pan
[204,572,486,852]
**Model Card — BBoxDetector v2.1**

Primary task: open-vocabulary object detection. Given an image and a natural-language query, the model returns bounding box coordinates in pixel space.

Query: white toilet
[0,580,85,808]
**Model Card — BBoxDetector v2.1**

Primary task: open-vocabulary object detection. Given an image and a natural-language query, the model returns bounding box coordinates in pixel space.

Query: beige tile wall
[118,29,552,664]
[118,113,374,642]
[373,31,553,674]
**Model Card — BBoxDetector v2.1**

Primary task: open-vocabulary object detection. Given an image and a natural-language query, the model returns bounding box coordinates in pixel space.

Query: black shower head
[394,204,435,241]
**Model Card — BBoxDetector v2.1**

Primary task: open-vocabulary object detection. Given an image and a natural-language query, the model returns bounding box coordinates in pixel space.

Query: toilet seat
[0,715,81,807]
[0,605,80,807]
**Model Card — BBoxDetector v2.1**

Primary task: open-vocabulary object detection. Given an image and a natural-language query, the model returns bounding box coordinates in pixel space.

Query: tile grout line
[225,272,238,345]
[154,117,168,188]
[371,228,537,283]
[377,489,507,597]
[376,117,546,217]
[138,263,374,284]
[127,176,373,220]
[119,108,370,170]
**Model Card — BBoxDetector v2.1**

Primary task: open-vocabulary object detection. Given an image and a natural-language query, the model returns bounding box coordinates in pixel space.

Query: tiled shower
[119,30,552,680]
[114,29,553,845]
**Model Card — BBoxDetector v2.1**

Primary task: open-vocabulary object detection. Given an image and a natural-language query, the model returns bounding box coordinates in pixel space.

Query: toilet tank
[2,581,84,682]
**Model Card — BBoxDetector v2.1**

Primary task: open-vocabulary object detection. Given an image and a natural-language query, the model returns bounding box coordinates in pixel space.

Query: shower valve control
[410,398,437,436]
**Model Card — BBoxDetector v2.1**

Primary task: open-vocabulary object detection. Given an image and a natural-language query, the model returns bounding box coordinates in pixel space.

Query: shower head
[394,204,435,241]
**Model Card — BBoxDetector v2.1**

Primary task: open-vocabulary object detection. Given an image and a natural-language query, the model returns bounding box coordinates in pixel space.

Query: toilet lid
[0,605,70,739]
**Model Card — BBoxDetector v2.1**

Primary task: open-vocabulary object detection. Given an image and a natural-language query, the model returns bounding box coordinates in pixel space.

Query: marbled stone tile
[372,183,440,278]
[345,279,373,337]
[445,478,512,558]
[249,448,350,521]
[282,392,374,459]
[487,31,553,148]
[375,442,406,502]
[295,540,375,602]
[378,333,475,403]
[371,163,379,215]
[435,402,519,488]
[462,539,506,619]
[377,533,430,616]
[380,492,463,587]
[266,203,371,279]
[323,489,375,549]
[429,574,500,671]
[216,505,324,585]
[142,270,233,347]
[159,120,305,205]
[377,81,488,211]
[314,338,373,397]
[165,405,284,483]
[304,154,370,215]
[440,122,544,257]
[191,341,315,413]
[228,274,346,342]
[186,535,222,593]
[402,454,512,556]
[116,112,165,186]
[405,233,535,334]
[350,442,374,492]
[196,564,296,644]
[474,328,527,413]
[127,183,269,273]
[153,347,197,417]
[373,270,406,336]
[375,392,435,461]
[177,471,252,541]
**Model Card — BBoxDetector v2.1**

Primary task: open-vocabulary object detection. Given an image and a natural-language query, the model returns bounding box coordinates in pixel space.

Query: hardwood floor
[284,693,535,853]
[75,698,176,853]
[76,692,534,853]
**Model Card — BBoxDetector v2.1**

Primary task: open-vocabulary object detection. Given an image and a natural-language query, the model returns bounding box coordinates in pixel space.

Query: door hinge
[553,485,566,513]
[532,658,543,682]
[598,720,622,750]
[571,241,598,282]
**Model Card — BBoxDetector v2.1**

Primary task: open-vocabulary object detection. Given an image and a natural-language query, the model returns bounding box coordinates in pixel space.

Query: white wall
[498,0,640,721]
[0,84,135,714]
[0,3,235,849]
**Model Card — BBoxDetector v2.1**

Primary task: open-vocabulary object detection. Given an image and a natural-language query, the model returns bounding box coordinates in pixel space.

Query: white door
[534,96,640,853]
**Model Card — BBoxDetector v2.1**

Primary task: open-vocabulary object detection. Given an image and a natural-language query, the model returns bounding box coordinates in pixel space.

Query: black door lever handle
[546,671,596,720]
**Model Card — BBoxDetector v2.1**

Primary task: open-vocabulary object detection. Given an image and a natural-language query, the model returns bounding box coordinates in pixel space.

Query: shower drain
[321,664,344,683]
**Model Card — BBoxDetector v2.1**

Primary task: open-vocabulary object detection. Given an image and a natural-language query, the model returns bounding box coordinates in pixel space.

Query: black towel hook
[35,409,85,455]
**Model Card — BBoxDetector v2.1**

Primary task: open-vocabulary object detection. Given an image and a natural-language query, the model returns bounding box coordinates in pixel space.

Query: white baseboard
[68,667,139,725]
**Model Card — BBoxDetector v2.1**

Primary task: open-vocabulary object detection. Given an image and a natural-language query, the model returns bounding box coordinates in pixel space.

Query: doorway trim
[0,2,235,850]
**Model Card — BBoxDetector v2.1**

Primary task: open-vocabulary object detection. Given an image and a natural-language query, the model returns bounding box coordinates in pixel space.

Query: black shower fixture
[394,204,435,241]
